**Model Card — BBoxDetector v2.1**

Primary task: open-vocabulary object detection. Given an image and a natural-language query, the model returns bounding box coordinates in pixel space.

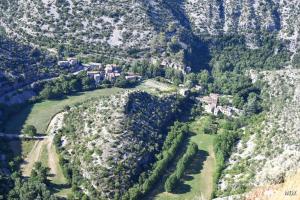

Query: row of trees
[38,73,95,100]
[213,130,239,197]
[165,142,198,192]
[122,122,189,200]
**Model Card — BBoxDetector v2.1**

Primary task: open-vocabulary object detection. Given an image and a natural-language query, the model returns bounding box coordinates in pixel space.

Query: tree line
[164,142,198,192]
[122,122,189,200]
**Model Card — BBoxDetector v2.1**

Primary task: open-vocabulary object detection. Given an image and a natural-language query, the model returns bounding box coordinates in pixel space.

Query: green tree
[31,162,50,184]
[22,125,37,137]
[164,174,178,192]
[8,162,55,200]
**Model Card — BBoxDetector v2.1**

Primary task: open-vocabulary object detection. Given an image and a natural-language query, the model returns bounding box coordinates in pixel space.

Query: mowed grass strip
[5,87,123,134]
[137,79,177,95]
[152,117,216,200]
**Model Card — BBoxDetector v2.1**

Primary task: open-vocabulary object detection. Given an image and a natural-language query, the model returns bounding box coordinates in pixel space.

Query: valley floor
[147,118,216,200]
[3,80,177,198]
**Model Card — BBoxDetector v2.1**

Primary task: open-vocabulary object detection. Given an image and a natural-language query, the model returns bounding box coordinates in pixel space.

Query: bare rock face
[215,69,300,198]
[57,90,181,199]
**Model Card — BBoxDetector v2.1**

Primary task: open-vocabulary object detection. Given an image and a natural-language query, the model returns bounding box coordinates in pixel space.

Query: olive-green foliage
[122,122,189,200]
[212,130,239,197]
[39,73,95,100]
[8,162,56,200]
[164,173,178,192]
[209,34,291,71]
[164,142,198,193]
[22,125,37,136]
[0,172,12,199]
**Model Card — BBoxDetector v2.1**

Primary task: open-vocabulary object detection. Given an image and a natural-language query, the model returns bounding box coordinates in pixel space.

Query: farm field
[149,117,216,200]
[4,79,178,135]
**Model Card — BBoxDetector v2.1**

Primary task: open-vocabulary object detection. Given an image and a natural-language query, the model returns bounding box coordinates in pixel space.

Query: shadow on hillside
[171,149,208,194]
[143,0,211,72]
[48,181,70,195]
[1,103,34,175]
[184,35,211,72]
[4,103,34,134]
[173,183,191,194]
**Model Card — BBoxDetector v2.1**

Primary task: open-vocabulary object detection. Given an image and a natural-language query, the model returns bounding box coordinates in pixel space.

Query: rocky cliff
[186,0,300,50]
[0,0,299,66]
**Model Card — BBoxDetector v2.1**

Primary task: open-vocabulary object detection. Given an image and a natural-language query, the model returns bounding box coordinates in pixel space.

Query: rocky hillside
[0,0,298,67]
[0,35,54,96]
[55,90,182,199]
[0,34,84,98]
[186,0,300,50]
[0,0,192,66]
[214,69,300,199]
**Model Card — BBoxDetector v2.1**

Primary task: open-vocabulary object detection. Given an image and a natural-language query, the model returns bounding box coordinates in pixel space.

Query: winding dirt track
[47,135,59,177]
[21,112,65,177]
[21,139,47,177]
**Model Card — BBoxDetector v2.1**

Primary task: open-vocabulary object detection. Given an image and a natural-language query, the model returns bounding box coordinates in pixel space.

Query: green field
[137,79,177,95]
[4,80,177,134]
[5,87,124,134]
[149,117,216,200]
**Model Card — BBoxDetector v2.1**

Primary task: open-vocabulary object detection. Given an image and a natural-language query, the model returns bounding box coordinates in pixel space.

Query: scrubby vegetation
[123,122,189,199]
[53,91,186,199]
[0,1,298,199]
[21,125,37,137]
[208,34,291,71]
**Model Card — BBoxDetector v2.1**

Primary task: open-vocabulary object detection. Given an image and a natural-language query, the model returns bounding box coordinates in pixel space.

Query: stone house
[200,93,219,113]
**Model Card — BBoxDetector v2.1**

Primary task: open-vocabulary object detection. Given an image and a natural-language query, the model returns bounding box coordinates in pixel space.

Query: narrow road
[0,133,47,139]
[46,112,66,179]
[47,135,59,177]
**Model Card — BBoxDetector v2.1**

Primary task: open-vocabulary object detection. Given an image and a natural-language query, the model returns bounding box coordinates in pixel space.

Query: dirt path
[21,139,47,177]
[46,112,66,180]
[199,146,216,200]
[47,135,59,178]
[21,112,66,178]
